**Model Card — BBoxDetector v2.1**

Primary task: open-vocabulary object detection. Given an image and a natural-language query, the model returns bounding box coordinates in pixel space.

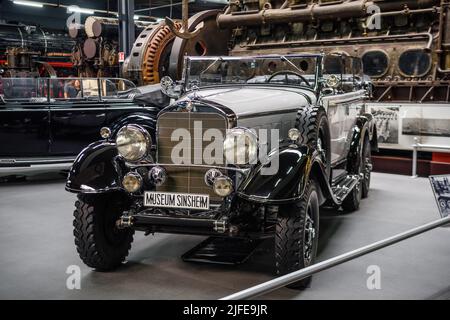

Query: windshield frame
[182,54,323,92]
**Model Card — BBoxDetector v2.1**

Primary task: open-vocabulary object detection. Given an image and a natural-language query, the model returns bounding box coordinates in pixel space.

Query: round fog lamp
[122,172,142,193]
[213,176,233,197]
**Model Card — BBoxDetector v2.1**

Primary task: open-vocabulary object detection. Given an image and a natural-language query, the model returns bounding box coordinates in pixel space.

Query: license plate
[144,191,210,210]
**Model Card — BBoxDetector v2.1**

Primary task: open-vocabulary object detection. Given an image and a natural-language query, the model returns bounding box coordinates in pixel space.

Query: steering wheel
[267,70,310,86]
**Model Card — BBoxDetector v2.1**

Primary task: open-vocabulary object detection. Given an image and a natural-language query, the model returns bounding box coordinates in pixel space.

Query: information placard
[429,175,450,218]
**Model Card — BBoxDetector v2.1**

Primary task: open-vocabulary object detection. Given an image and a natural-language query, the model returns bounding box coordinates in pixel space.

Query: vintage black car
[66,53,378,288]
[0,77,164,176]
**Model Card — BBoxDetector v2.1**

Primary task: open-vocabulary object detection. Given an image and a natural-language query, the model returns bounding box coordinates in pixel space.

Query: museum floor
[0,172,448,300]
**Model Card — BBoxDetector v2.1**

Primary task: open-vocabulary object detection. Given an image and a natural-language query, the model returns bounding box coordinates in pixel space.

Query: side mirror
[160,76,182,99]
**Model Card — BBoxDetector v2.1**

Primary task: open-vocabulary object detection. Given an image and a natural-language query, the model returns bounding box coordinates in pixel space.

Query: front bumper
[129,213,228,235]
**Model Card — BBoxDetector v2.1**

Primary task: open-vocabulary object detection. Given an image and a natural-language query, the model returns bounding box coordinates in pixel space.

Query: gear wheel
[123,21,181,85]
[143,22,180,84]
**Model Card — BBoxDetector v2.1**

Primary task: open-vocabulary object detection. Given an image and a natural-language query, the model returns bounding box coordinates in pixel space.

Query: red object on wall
[432,152,450,163]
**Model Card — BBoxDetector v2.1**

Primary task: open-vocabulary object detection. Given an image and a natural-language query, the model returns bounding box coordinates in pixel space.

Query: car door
[49,79,106,156]
[0,102,50,158]
[321,55,364,165]
[324,91,364,164]
[0,78,50,159]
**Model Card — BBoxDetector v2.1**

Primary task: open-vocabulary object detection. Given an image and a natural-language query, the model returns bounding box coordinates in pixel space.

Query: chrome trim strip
[126,163,250,175]
[0,162,72,175]
[238,108,299,120]
[0,157,75,165]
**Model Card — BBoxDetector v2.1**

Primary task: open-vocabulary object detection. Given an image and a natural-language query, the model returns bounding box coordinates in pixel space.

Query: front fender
[65,141,124,194]
[237,144,324,204]
[108,111,158,141]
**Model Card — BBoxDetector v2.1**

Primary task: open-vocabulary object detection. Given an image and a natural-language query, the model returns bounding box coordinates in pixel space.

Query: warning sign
[118,52,125,63]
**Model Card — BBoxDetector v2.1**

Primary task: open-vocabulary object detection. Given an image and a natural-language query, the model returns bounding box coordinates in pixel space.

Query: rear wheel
[275,182,319,289]
[342,137,366,212]
[73,193,134,271]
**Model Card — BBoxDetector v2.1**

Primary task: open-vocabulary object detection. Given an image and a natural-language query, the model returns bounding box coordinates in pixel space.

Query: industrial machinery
[0,23,75,77]
[215,0,450,104]
[125,0,450,96]
[70,16,160,78]
[123,8,230,85]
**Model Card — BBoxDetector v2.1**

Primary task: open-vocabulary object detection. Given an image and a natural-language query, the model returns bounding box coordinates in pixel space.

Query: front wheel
[275,182,320,289]
[73,193,134,271]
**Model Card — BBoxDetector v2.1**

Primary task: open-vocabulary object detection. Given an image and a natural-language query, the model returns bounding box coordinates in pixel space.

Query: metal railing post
[410,138,450,178]
[412,137,419,178]
[221,215,450,300]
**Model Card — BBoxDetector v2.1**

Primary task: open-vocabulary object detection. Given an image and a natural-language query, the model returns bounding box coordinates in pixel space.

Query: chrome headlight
[116,125,151,162]
[224,128,258,165]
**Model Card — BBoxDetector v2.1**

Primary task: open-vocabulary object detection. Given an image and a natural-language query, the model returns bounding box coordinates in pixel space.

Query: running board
[182,237,263,265]
[331,174,361,203]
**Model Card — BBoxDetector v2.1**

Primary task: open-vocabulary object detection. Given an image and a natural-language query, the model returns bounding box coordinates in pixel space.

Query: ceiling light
[67,6,95,15]
[13,0,43,8]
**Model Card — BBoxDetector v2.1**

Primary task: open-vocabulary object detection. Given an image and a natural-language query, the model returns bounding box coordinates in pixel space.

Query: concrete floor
[0,172,448,300]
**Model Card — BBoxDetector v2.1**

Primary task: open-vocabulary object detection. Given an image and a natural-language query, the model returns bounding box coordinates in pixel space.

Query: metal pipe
[222,214,450,300]
[365,7,440,29]
[243,32,435,50]
[217,0,440,29]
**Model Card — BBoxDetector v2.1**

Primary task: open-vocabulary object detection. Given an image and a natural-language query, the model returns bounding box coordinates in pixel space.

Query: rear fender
[347,114,373,172]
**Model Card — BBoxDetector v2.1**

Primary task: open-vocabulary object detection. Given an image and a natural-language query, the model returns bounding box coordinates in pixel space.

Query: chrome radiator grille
[157,112,227,203]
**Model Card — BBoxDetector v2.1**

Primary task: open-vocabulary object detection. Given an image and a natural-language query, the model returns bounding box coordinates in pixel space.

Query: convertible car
[0,77,165,176]
[66,53,378,288]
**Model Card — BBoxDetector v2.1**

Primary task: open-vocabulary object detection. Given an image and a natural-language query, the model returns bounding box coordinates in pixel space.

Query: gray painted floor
[0,173,448,300]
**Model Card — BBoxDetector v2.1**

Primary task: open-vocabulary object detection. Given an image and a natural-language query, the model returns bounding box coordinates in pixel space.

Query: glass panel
[322,54,343,91]
[362,50,389,77]
[342,56,354,93]
[398,49,431,77]
[100,78,138,100]
[185,55,319,90]
[81,79,99,98]
[0,78,48,101]
[0,77,137,102]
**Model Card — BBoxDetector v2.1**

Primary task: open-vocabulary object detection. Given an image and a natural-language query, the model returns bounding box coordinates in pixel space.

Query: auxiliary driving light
[122,172,142,193]
[213,176,233,197]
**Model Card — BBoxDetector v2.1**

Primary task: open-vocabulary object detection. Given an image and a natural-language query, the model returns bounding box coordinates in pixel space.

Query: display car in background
[0,77,164,176]
[66,53,378,288]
